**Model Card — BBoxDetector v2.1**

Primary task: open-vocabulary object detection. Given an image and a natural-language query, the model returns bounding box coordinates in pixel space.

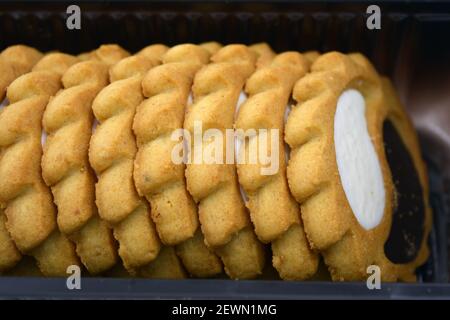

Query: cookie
[41,45,129,274]
[138,246,187,279]
[0,47,42,271]
[377,77,432,280]
[175,229,223,278]
[285,51,431,281]
[0,45,43,100]
[0,54,80,276]
[184,44,265,279]
[133,44,222,278]
[133,44,205,245]
[89,44,167,273]
[91,44,130,66]
[235,52,319,280]
[303,51,320,64]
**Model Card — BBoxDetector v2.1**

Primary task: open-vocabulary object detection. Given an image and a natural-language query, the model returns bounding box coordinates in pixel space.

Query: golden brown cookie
[3,256,43,277]
[41,45,129,274]
[0,47,43,271]
[0,45,43,100]
[0,54,80,276]
[235,52,319,280]
[133,44,222,278]
[199,42,223,55]
[249,43,276,69]
[0,210,21,272]
[175,229,223,278]
[89,44,167,273]
[184,44,265,279]
[285,52,431,281]
[133,44,205,245]
[91,44,130,66]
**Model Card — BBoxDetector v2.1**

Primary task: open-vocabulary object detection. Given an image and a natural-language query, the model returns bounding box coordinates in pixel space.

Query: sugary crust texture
[175,229,222,278]
[0,71,61,250]
[0,45,43,100]
[40,46,130,274]
[235,52,319,280]
[215,227,265,280]
[184,44,265,279]
[132,44,222,278]
[33,53,79,77]
[0,44,431,281]
[89,44,168,273]
[184,45,256,246]
[0,54,80,276]
[285,51,431,281]
[109,44,168,82]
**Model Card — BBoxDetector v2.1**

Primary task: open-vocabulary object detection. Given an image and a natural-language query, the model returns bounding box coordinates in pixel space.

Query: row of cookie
[0,43,431,281]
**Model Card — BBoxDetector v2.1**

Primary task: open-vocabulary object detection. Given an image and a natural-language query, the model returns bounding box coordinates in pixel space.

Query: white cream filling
[334,89,385,230]
[235,91,249,203]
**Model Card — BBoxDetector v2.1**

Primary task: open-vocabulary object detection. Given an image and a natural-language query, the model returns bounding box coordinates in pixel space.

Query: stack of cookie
[0,43,432,281]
